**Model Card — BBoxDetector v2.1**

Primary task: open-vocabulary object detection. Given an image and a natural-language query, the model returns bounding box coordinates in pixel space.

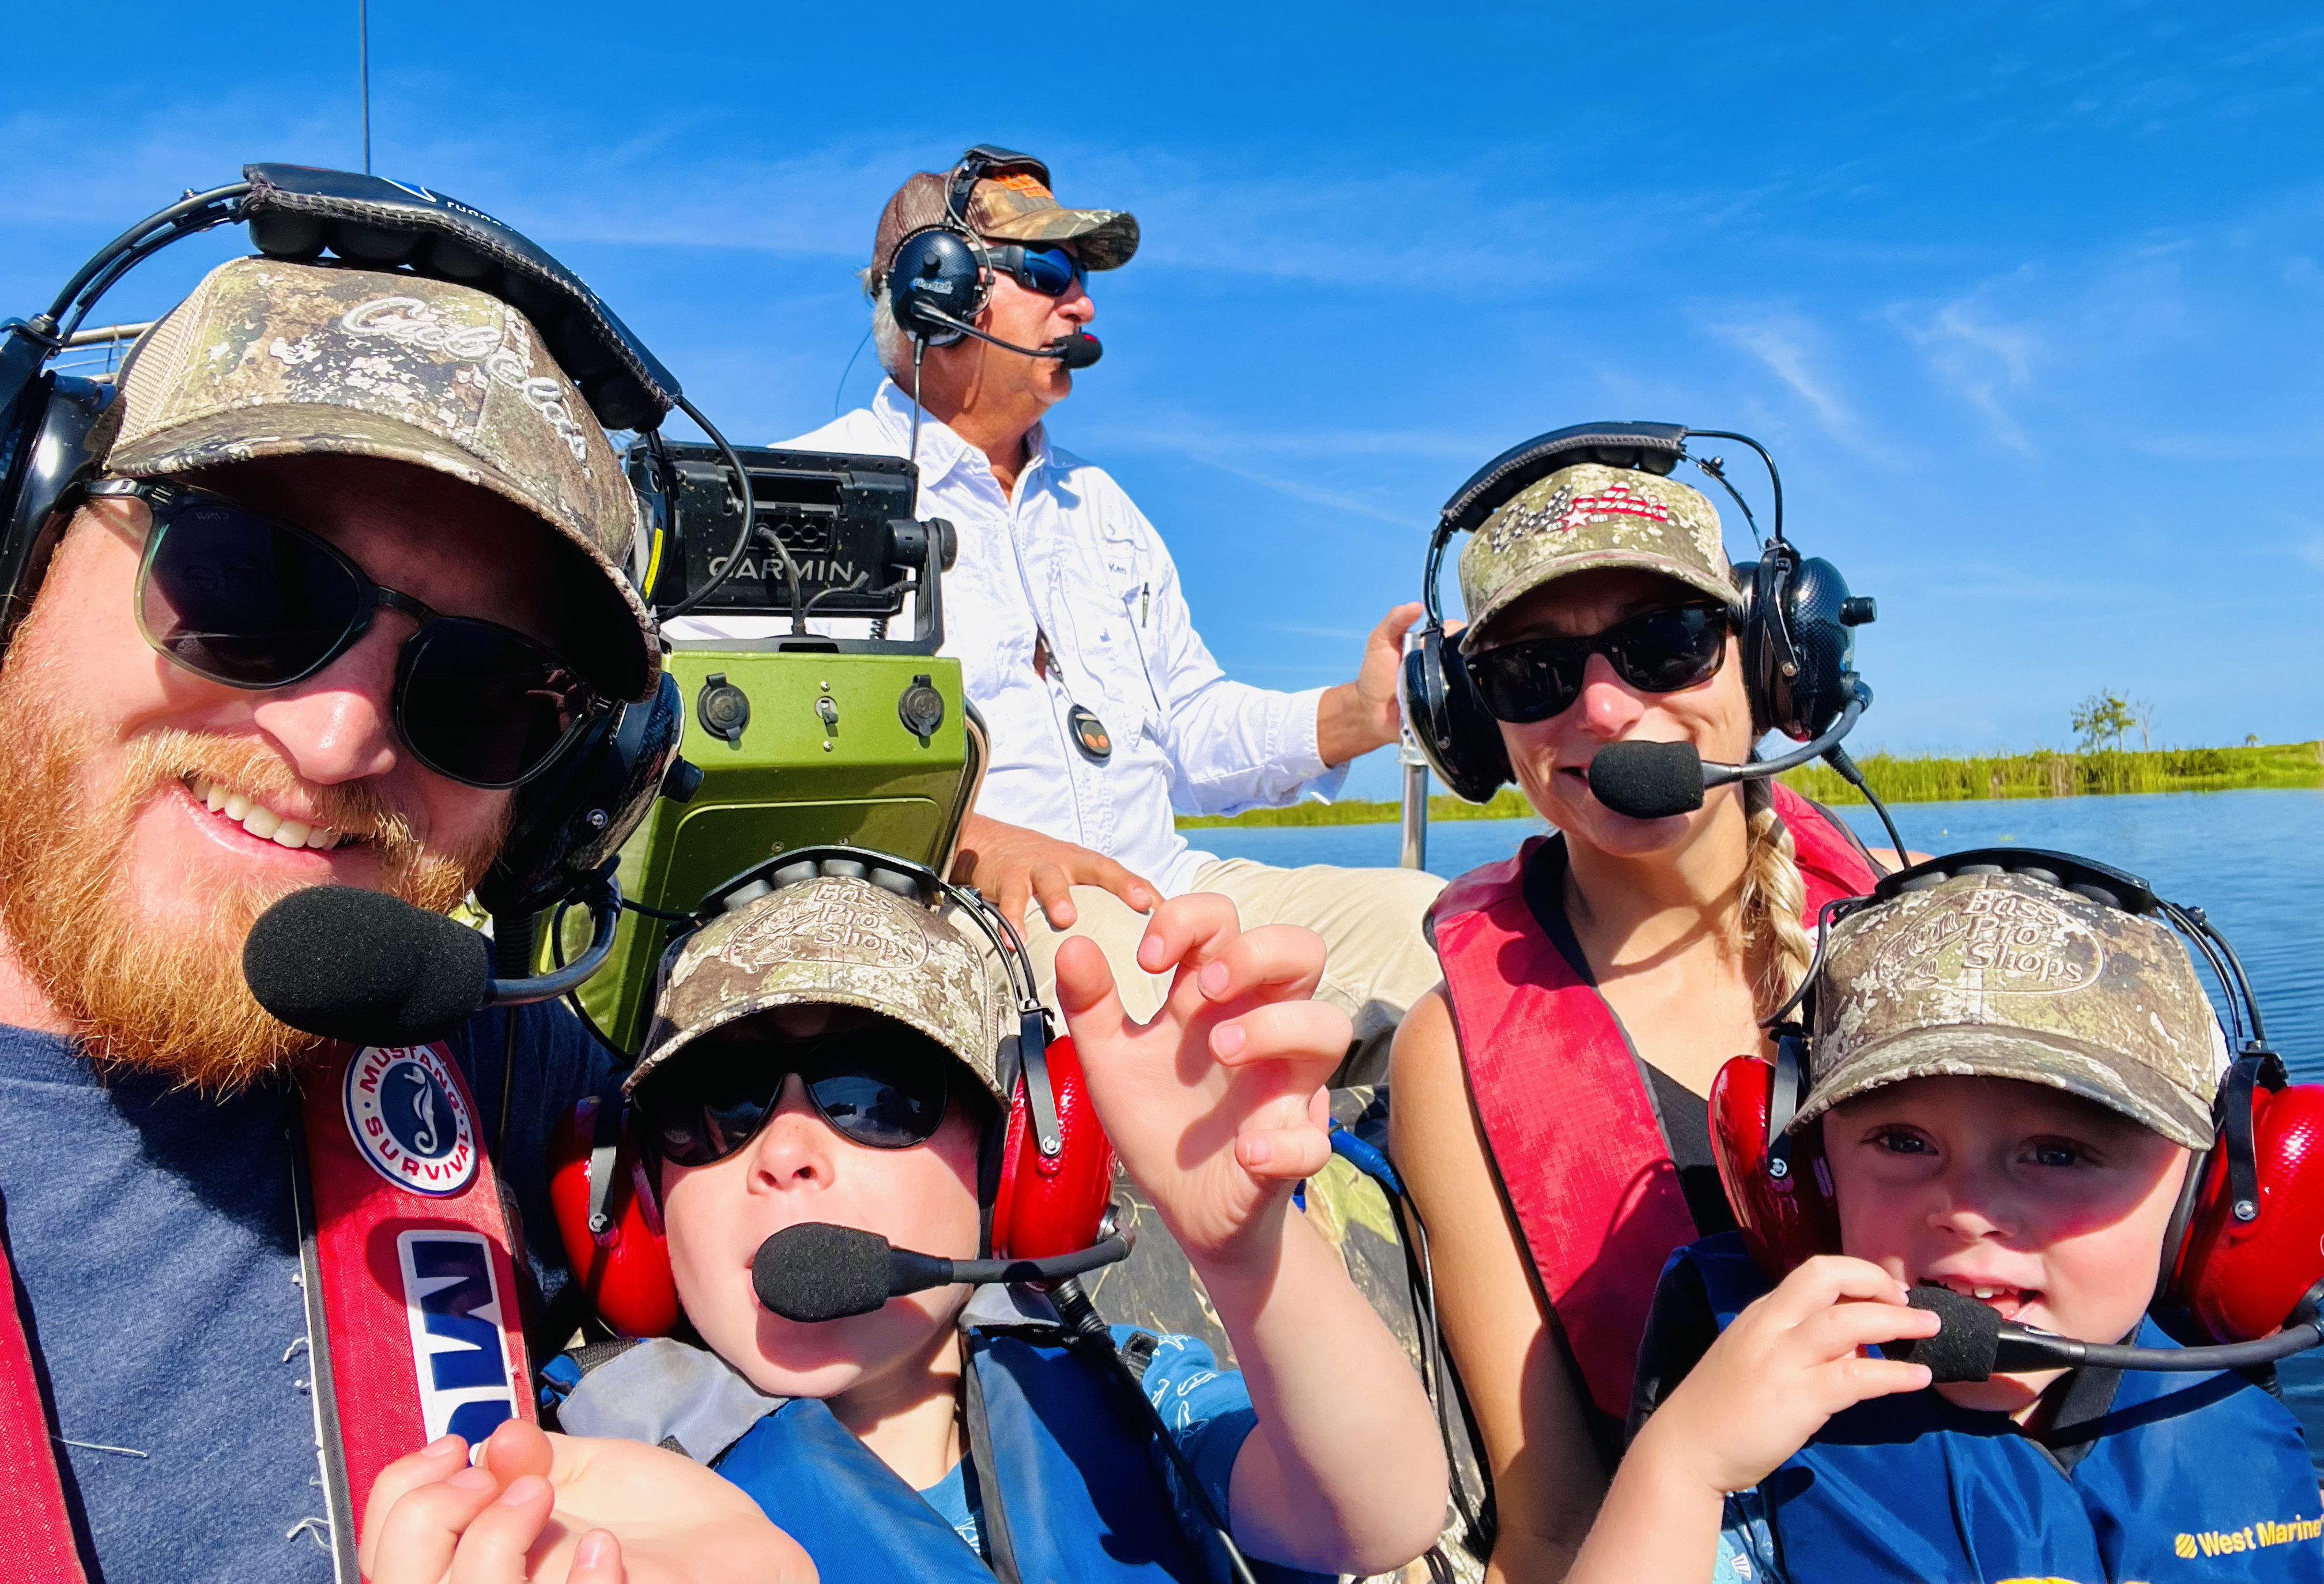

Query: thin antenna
[359,0,372,175]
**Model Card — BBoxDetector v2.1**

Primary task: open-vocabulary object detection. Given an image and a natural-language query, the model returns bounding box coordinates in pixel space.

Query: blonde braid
[1738,778,1814,1022]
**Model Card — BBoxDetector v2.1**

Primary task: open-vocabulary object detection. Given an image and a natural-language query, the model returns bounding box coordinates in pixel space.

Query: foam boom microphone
[1586,681,1872,820]
[909,301,1101,367]
[752,1221,1134,1323]
[243,884,621,1047]
[1889,1283,2324,1382]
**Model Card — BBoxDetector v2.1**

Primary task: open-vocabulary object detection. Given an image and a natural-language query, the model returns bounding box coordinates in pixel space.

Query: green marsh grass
[1174,743,2324,829]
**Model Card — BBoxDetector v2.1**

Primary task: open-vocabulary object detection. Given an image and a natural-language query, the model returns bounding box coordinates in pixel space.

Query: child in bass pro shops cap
[361,876,1448,1583]
[1566,869,2324,1584]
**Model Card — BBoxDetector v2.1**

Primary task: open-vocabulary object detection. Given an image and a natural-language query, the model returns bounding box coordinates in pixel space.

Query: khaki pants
[1013,857,1447,1087]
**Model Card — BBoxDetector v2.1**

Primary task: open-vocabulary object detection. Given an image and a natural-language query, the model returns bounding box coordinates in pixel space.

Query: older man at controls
[701,147,1445,1078]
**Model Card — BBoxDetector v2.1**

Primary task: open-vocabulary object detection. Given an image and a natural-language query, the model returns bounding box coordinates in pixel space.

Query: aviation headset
[1710,846,2324,1349]
[0,164,744,921]
[878,145,1062,348]
[546,844,1119,1339]
[1399,421,1877,804]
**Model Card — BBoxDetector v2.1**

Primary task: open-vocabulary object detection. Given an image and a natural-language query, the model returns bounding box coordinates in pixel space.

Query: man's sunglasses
[988,243,1085,297]
[1466,604,1733,724]
[91,478,599,789]
[632,1023,956,1167]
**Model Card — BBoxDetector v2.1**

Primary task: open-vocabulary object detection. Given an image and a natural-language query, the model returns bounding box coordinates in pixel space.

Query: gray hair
[862,266,911,379]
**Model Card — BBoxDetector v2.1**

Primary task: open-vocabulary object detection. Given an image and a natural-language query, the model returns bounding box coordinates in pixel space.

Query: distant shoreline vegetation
[1172,742,2324,829]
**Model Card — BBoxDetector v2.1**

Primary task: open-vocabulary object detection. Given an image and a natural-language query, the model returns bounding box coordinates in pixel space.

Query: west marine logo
[2175,1513,2324,1557]
[398,1231,519,1446]
[344,1044,478,1196]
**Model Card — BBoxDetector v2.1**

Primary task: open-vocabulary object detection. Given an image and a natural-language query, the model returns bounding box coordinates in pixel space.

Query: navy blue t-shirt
[0,1004,610,1583]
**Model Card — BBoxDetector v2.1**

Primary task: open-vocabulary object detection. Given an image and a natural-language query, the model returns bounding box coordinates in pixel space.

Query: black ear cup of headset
[0,371,112,651]
[1399,625,1511,804]
[1398,420,1871,802]
[478,673,692,919]
[885,227,988,346]
[1741,542,1877,744]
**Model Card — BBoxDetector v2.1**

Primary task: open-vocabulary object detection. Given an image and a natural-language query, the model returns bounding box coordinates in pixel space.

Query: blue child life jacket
[545,1300,1331,1584]
[1666,1230,2324,1584]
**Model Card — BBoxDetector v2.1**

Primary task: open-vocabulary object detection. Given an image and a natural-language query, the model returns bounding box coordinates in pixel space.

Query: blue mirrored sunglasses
[990,243,1085,297]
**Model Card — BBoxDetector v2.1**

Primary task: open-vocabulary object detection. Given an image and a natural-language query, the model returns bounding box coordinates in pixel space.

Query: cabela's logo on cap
[342,1043,478,1196]
[1874,885,2102,995]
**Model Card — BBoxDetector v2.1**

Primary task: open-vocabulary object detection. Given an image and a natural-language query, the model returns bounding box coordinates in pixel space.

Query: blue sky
[4,2,2318,799]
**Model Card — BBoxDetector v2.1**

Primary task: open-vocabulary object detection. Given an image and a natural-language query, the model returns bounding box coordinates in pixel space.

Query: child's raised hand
[1054,893,1350,1273]
[1636,1255,1941,1496]
[360,1419,814,1584]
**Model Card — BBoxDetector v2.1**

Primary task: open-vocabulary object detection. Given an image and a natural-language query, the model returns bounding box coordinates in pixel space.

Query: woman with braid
[1387,460,1906,1583]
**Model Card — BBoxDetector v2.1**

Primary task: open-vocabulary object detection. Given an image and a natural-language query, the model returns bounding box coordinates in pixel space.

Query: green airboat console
[556,443,982,1055]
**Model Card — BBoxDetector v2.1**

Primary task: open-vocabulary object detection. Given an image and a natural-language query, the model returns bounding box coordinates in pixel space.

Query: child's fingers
[1762,1254,1914,1323]
[1133,892,1242,980]
[1786,1296,1942,1367]
[360,1434,471,1577]
[445,1473,557,1584]
[475,1418,554,1484]
[361,1462,503,1584]
[568,1529,627,1584]
[1825,1353,1934,1404]
[1054,934,1132,1049]
[1236,1120,1331,1179]
[1191,921,1329,1007]
[1209,1000,1352,1072]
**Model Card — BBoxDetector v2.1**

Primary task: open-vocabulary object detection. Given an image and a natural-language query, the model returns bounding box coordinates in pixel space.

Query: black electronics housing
[629,444,956,653]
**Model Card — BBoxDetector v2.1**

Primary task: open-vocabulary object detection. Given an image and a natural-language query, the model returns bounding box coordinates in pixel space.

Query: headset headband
[942,145,1053,235]
[10,165,681,436]
[1418,421,1784,625]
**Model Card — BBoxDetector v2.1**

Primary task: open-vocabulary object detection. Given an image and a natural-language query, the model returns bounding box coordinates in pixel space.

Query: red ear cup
[2168,1081,2324,1344]
[1710,1054,1843,1279]
[989,1035,1117,1262]
[548,1096,681,1338]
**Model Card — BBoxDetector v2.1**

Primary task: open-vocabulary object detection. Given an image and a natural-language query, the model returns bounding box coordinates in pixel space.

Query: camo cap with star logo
[1457,461,1738,651]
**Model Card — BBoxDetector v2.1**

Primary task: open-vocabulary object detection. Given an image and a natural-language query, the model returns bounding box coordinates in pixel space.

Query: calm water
[1190,787,2324,1454]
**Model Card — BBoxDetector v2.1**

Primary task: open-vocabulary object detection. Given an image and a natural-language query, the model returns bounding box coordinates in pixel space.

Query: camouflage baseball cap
[1796,872,2223,1150]
[1457,462,1738,652]
[629,876,1007,1103]
[872,165,1140,280]
[101,257,658,700]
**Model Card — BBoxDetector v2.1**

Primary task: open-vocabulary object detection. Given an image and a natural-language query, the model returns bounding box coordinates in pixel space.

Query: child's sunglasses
[632,1024,956,1167]
[1465,604,1733,724]
[92,478,601,789]
[987,243,1085,297]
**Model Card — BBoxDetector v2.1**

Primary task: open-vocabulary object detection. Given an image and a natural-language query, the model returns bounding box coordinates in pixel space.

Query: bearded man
[0,257,803,1582]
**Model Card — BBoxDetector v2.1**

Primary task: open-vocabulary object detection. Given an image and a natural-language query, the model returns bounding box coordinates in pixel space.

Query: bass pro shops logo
[343,1044,480,1196]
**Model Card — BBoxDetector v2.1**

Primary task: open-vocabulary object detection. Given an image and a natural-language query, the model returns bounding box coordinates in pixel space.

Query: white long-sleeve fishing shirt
[674,379,1345,896]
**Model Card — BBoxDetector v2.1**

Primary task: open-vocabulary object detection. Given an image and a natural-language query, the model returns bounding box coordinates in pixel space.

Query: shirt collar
[871,379,1053,495]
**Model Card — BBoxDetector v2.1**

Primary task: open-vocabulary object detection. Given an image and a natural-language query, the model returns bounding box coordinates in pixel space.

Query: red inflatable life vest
[0,1040,535,1581]
[1428,785,1878,1421]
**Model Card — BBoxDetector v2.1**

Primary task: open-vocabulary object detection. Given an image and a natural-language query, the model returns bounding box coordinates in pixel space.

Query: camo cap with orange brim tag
[873,161,1140,280]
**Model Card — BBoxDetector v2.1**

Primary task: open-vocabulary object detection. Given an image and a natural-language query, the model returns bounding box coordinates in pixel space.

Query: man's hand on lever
[1315,601,1425,770]
[360,1420,816,1584]
[953,812,1159,929]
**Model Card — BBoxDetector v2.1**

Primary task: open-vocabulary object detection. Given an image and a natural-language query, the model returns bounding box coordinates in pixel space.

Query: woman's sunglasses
[988,243,1085,297]
[92,477,600,789]
[1466,604,1733,725]
[632,1024,956,1167]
